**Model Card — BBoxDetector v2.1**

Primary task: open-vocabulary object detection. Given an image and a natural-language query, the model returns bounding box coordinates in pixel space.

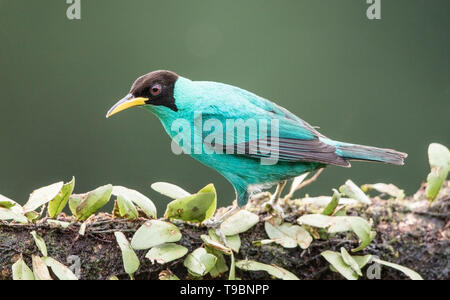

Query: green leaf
[321,251,359,280]
[131,220,182,250]
[145,243,188,264]
[208,251,229,278]
[25,211,41,222]
[220,210,259,236]
[46,219,71,228]
[208,229,240,253]
[23,182,64,213]
[428,143,450,169]
[346,217,377,252]
[361,183,405,200]
[322,189,340,216]
[151,182,191,199]
[30,231,47,257]
[114,232,140,276]
[12,258,35,280]
[183,247,217,277]
[264,222,312,249]
[298,214,376,251]
[48,177,75,218]
[236,260,299,280]
[164,184,217,223]
[43,257,78,280]
[201,234,232,255]
[339,179,371,205]
[340,247,362,276]
[373,258,423,280]
[425,143,449,202]
[229,252,236,280]
[112,186,157,219]
[0,207,28,224]
[0,194,18,209]
[32,255,52,280]
[352,255,373,269]
[69,184,112,221]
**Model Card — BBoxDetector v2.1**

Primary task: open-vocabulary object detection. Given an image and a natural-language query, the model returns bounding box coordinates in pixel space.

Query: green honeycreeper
[107,70,406,219]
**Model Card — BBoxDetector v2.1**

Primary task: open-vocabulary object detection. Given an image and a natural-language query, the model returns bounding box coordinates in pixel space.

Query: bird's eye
[150,84,162,96]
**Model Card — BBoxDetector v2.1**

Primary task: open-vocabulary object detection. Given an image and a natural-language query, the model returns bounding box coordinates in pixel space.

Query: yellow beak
[106,94,148,118]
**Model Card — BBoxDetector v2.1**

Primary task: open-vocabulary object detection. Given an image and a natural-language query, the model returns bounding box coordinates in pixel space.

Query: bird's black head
[106,70,179,118]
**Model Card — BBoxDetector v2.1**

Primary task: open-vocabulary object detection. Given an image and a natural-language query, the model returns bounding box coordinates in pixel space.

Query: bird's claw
[203,217,222,229]
[263,200,286,219]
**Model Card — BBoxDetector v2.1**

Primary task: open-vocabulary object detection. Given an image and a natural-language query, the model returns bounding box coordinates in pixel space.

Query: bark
[0,182,448,280]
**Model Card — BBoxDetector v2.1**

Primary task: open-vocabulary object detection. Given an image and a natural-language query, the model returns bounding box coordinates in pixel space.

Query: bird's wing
[197,97,349,167]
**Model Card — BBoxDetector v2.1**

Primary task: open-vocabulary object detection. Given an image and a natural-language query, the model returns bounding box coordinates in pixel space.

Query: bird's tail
[323,139,407,166]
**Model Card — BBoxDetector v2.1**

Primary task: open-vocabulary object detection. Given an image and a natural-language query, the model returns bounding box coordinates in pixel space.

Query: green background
[0,0,448,211]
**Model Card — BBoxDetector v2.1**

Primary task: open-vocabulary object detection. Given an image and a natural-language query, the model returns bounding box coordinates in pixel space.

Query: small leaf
[208,229,240,253]
[70,184,112,221]
[183,247,217,277]
[25,211,41,222]
[48,177,75,218]
[151,182,191,199]
[43,257,78,280]
[264,222,312,249]
[164,184,217,223]
[12,258,35,280]
[229,252,236,280]
[131,220,182,250]
[208,251,229,278]
[145,243,188,264]
[236,260,299,280]
[220,210,259,236]
[159,269,180,280]
[361,183,405,200]
[322,189,340,216]
[108,275,119,280]
[46,219,71,228]
[352,255,373,269]
[0,194,18,209]
[298,214,376,251]
[114,232,140,276]
[78,222,87,236]
[321,251,358,280]
[285,173,309,198]
[373,258,423,280]
[32,255,52,280]
[340,247,362,276]
[30,231,47,257]
[339,179,371,205]
[112,186,157,219]
[428,143,450,169]
[425,143,449,202]
[0,207,28,224]
[346,217,377,252]
[23,182,64,213]
[301,196,358,207]
[201,234,232,255]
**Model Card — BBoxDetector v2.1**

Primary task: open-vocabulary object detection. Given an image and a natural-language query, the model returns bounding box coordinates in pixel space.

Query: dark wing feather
[217,137,350,167]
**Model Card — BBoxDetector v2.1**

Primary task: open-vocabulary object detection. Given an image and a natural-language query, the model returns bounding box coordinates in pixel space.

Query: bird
[107,70,407,224]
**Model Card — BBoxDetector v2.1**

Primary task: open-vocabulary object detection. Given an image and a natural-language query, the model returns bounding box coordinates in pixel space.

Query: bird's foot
[203,218,228,244]
[263,199,286,219]
[202,217,222,229]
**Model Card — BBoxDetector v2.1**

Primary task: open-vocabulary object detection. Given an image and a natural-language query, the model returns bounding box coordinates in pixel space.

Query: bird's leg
[284,168,324,201]
[203,205,241,244]
[263,180,287,217]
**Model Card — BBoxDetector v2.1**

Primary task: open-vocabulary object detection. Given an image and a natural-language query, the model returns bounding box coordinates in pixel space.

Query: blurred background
[0,0,448,211]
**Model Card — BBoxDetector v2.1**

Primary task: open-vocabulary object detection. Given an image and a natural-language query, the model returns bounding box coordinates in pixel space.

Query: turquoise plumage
[107,71,407,207]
